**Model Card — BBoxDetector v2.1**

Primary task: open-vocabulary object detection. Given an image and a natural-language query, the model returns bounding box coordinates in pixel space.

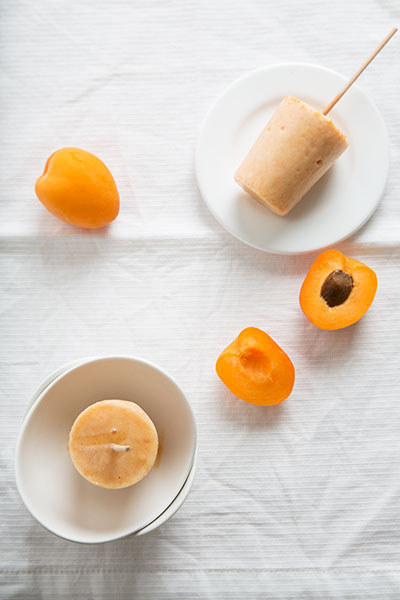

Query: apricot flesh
[35,148,119,229]
[300,249,377,330]
[216,327,295,406]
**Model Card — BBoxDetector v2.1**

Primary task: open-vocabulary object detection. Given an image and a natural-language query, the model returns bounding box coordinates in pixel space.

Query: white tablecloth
[1,1,399,598]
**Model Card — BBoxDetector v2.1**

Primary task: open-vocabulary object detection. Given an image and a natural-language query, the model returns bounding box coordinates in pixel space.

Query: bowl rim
[135,446,198,537]
[15,354,198,544]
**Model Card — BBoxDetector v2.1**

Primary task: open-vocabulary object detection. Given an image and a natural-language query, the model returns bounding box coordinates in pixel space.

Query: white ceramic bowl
[16,356,197,544]
[135,447,197,536]
[23,359,198,539]
[20,357,198,539]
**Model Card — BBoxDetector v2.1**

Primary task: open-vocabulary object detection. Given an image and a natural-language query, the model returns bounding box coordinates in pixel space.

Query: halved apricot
[216,327,295,406]
[35,148,119,229]
[300,249,377,330]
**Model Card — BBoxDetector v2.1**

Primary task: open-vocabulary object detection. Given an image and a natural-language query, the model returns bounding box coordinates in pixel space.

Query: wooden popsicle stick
[110,444,131,452]
[83,443,131,452]
[323,27,397,115]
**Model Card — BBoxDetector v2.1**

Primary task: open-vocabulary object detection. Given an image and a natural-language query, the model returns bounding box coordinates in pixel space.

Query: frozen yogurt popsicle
[234,96,348,216]
[69,399,158,489]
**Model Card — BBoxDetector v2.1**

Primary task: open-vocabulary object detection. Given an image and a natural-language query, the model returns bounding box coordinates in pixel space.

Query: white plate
[196,63,389,254]
[16,356,197,544]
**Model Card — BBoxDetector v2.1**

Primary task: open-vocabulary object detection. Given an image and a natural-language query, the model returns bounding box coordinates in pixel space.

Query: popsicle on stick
[235,28,397,216]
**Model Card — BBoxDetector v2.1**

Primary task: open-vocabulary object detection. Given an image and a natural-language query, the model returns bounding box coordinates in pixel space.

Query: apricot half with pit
[35,148,119,229]
[216,327,295,406]
[300,249,377,330]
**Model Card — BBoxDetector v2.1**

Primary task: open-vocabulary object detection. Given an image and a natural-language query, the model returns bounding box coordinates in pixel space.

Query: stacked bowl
[15,356,197,544]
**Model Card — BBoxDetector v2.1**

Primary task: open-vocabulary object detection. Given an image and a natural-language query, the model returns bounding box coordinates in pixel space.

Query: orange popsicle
[68,400,158,489]
[235,96,348,216]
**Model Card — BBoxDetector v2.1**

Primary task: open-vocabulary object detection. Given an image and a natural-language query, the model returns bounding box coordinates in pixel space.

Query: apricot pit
[320,270,353,307]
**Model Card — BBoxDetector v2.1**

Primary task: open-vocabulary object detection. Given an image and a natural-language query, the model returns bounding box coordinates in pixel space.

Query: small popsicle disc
[68,399,158,489]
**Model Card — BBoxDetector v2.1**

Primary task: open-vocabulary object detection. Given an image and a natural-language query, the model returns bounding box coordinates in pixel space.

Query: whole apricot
[300,250,377,330]
[35,148,119,229]
[216,327,295,406]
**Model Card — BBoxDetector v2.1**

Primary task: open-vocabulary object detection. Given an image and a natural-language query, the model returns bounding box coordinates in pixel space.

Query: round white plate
[196,63,389,254]
[16,356,197,544]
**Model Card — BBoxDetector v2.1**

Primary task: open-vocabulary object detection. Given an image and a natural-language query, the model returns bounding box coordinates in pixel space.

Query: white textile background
[1,1,400,598]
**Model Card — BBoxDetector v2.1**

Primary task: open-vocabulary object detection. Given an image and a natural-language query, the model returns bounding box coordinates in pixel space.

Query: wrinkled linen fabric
[0,0,399,598]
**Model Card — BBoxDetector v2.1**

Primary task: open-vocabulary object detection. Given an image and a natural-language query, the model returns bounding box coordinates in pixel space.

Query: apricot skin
[35,148,119,229]
[300,250,377,330]
[216,327,295,406]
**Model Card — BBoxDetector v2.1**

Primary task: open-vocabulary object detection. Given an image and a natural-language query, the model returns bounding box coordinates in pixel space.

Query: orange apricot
[216,327,295,406]
[300,249,377,330]
[35,148,119,229]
